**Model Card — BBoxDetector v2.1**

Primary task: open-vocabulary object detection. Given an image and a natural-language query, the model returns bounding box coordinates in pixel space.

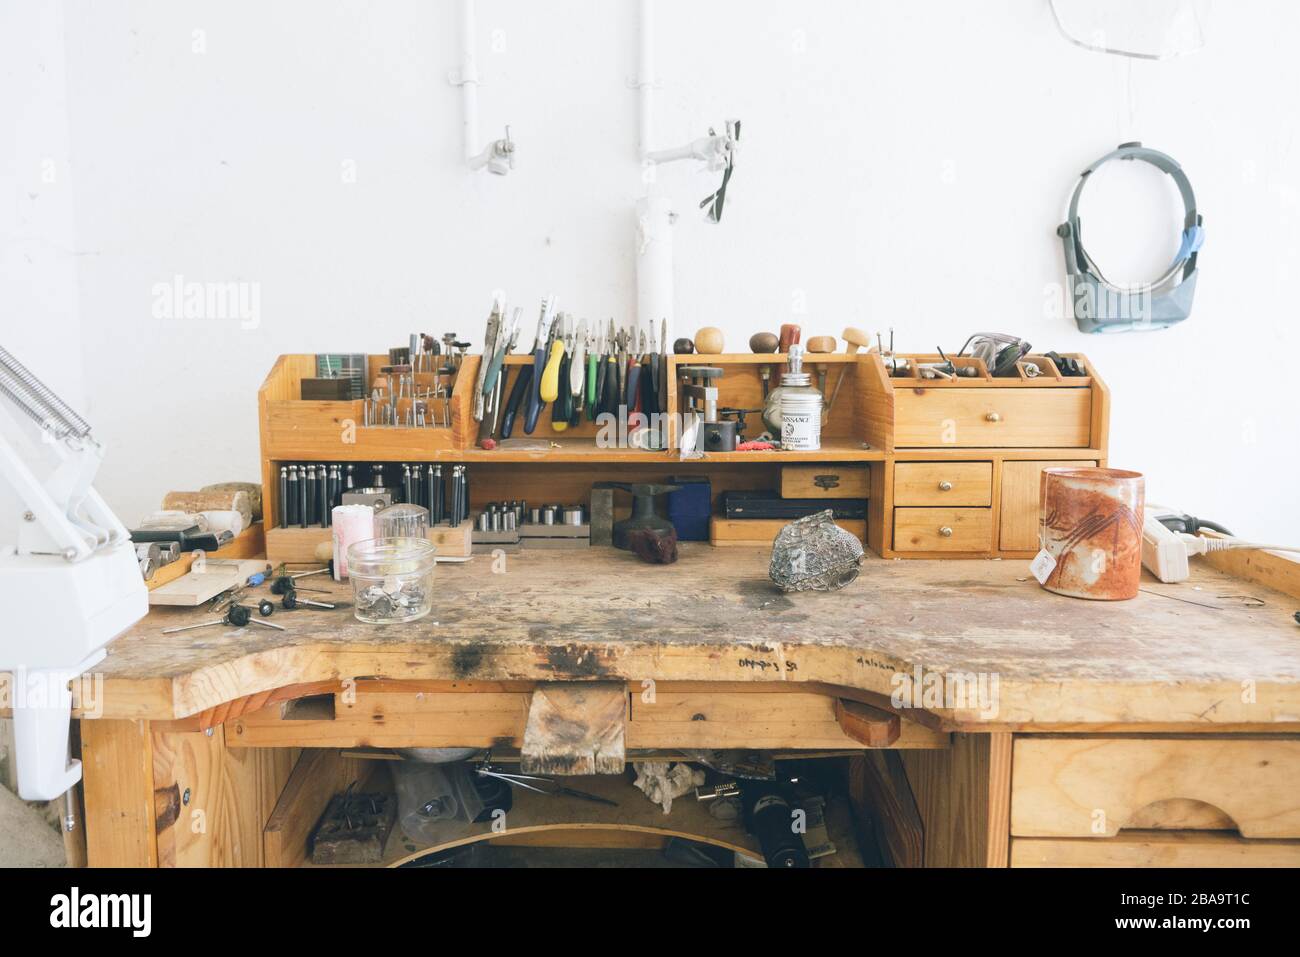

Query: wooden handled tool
[778,323,801,375]
[824,327,873,420]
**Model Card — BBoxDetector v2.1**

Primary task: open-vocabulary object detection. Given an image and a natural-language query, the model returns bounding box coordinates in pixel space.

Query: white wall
[8,0,1299,541]
[1,2,84,546]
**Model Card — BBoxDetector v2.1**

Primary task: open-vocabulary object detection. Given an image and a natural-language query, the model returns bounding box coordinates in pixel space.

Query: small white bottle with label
[779,344,822,451]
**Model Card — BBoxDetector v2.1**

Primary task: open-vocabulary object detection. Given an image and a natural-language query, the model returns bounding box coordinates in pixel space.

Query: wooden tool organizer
[257,350,1108,560]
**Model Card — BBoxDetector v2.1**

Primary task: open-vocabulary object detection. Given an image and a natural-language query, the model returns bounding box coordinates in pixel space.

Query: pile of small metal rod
[276,461,471,529]
[363,333,472,429]
[395,462,470,527]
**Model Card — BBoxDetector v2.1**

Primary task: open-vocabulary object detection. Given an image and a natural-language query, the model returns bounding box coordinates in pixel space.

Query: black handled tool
[524,296,558,434]
[500,365,533,439]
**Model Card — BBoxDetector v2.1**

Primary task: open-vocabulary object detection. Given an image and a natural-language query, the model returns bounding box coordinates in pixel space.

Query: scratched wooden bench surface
[54,545,1300,727]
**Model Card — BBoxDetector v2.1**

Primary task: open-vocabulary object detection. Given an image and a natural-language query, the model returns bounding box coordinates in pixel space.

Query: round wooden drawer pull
[985,412,1001,422]
[939,526,954,537]
[938,481,953,491]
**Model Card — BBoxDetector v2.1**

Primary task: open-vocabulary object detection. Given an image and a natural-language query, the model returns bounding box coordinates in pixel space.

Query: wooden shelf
[256,350,1111,563]
[301,771,863,868]
[691,441,885,463]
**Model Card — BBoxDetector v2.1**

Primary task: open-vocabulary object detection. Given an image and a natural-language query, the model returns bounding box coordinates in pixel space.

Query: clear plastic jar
[375,503,430,539]
[346,537,437,624]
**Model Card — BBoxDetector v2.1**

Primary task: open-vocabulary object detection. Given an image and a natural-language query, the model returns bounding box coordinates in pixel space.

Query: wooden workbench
[42,545,1300,868]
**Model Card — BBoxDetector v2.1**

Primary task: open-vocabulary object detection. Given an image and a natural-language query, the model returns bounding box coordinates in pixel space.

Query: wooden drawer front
[892,507,992,552]
[1011,833,1300,868]
[893,388,1091,448]
[894,462,992,506]
[1012,738,1300,839]
[998,459,1097,551]
[780,465,869,499]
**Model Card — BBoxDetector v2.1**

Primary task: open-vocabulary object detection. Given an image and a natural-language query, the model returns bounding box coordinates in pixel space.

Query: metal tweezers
[475,754,619,807]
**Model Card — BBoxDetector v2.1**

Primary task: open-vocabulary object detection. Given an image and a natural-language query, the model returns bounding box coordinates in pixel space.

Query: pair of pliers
[585,324,602,419]
[481,306,520,403]
[647,321,660,414]
[615,327,629,412]
[568,317,588,428]
[475,759,619,807]
[657,318,668,414]
[523,295,558,434]
[626,330,646,411]
[472,299,503,423]
[552,314,574,431]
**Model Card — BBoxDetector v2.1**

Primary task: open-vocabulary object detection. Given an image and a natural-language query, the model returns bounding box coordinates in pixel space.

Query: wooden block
[82,719,157,868]
[232,690,530,749]
[521,682,627,776]
[268,519,473,564]
[709,516,866,546]
[264,749,372,868]
[626,690,947,750]
[147,559,267,607]
[834,698,901,747]
[848,751,923,868]
[266,526,332,564]
[901,733,1012,867]
[427,518,473,558]
[310,791,396,865]
[161,489,253,529]
[780,465,869,499]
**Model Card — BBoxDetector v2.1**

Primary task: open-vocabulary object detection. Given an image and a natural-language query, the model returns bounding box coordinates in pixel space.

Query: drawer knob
[939,526,954,537]
[985,412,1001,423]
[938,481,954,492]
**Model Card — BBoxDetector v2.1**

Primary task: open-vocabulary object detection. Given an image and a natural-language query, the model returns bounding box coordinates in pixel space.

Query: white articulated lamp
[0,345,147,801]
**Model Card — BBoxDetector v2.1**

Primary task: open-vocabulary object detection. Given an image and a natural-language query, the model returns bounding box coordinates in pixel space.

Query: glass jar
[375,503,430,539]
[773,344,822,450]
[346,537,437,624]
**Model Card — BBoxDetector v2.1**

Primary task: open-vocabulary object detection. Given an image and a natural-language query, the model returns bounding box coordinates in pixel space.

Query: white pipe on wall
[636,194,675,343]
[635,0,671,340]
[638,0,655,160]
[460,0,480,163]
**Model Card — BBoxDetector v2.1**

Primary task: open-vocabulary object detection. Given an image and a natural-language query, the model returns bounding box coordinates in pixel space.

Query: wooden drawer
[892,507,992,552]
[780,464,869,499]
[1012,737,1300,839]
[1011,833,1300,868]
[998,459,1097,551]
[894,462,992,506]
[893,388,1091,448]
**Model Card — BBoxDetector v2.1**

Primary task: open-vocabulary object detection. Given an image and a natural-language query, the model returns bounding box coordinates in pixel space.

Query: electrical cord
[1156,512,1234,537]
[1179,534,1300,557]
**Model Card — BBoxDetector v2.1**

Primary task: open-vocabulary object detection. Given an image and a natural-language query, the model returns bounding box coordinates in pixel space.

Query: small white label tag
[1029,549,1057,585]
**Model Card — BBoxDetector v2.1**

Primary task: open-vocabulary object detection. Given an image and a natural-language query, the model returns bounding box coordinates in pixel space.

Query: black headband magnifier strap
[1058,142,1205,333]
